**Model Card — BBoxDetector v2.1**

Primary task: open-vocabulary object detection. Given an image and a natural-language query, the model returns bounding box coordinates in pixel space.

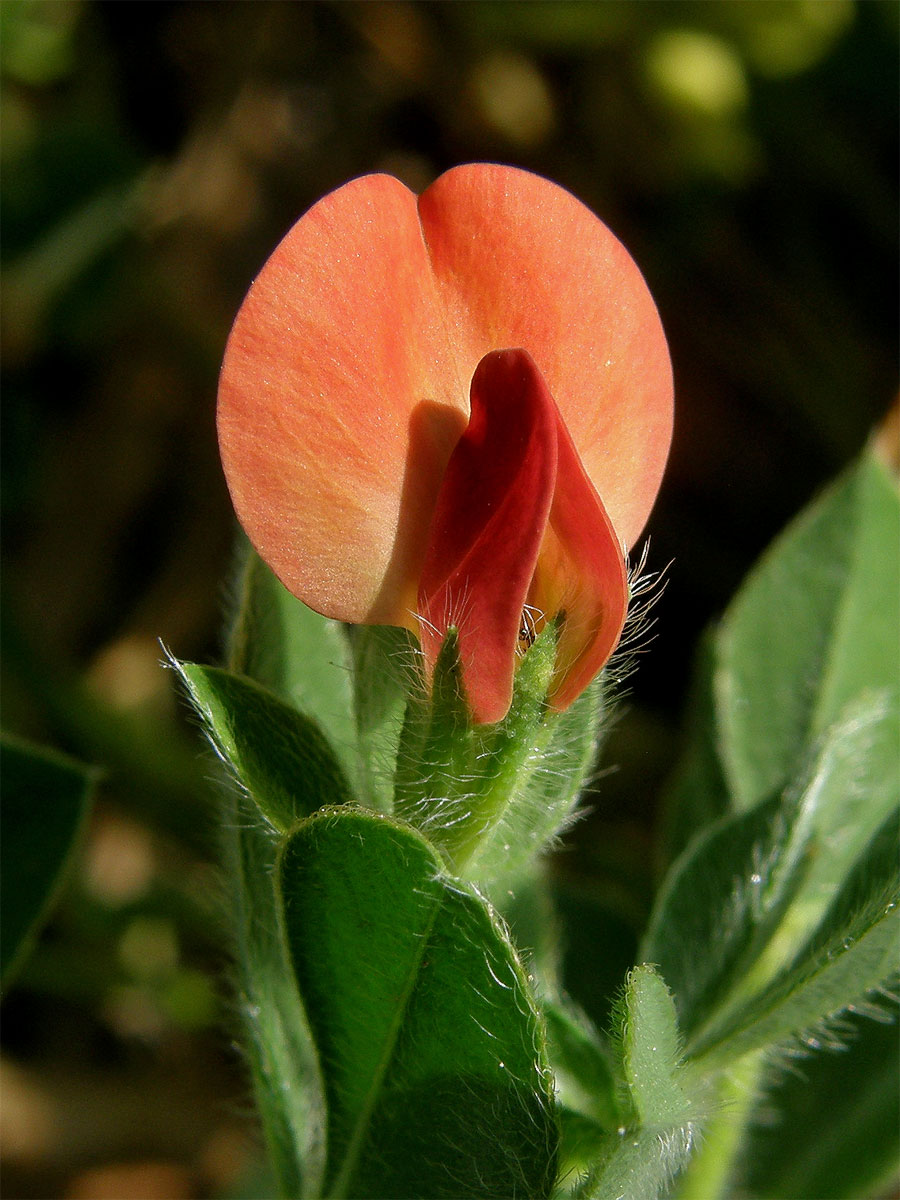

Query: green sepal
[394,620,601,885]
[393,627,475,830]
[277,806,559,1199]
[475,675,604,895]
[394,622,556,863]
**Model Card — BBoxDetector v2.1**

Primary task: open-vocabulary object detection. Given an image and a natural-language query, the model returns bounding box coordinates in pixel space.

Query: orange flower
[218,165,673,723]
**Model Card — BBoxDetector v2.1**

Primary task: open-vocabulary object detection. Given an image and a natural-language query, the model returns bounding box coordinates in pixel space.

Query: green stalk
[225,608,325,1198]
[223,803,324,1198]
[674,1054,765,1200]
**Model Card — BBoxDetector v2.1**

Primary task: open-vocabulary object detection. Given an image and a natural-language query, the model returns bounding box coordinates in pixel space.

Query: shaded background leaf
[1,734,96,986]
[642,793,785,1040]
[687,856,899,1070]
[736,1011,900,1200]
[645,694,900,1044]
[716,452,899,810]
[641,452,899,1196]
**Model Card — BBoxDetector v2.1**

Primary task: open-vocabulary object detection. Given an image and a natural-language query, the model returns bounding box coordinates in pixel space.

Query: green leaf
[350,624,420,811]
[228,547,357,787]
[544,1000,620,1132]
[641,792,786,1042]
[581,966,697,1200]
[226,795,325,1199]
[758,692,900,962]
[787,805,899,977]
[278,807,558,1200]
[716,451,900,810]
[177,662,352,831]
[221,560,335,1197]
[738,1012,900,1199]
[554,1111,609,1195]
[622,966,692,1129]
[658,633,731,866]
[645,686,900,1045]
[1,734,95,986]
[687,813,899,1068]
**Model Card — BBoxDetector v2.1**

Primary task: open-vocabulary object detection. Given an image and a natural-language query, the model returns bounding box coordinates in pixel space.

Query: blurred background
[1,2,897,1196]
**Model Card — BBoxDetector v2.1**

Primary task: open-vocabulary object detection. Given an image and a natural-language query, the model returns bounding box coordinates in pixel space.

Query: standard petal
[418,164,673,549]
[217,174,467,627]
[417,350,557,725]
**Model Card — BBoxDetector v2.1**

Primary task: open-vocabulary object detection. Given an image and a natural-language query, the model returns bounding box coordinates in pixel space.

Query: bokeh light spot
[645,29,748,117]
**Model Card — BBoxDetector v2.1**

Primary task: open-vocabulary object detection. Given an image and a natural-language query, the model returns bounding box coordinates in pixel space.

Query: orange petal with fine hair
[217,165,672,721]
[218,174,467,628]
[417,164,672,549]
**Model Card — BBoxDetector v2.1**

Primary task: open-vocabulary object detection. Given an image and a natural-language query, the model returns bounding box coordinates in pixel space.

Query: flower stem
[674,1054,764,1200]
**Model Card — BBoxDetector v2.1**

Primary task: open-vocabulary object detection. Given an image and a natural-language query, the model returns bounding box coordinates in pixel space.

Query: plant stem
[224,801,325,1198]
[675,1054,765,1200]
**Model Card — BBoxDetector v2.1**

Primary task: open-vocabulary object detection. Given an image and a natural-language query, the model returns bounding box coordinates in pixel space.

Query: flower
[218,164,672,723]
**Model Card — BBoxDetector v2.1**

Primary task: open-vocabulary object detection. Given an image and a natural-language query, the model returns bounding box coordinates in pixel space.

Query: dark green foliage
[177,661,353,831]
[1,734,95,986]
[278,808,559,1200]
